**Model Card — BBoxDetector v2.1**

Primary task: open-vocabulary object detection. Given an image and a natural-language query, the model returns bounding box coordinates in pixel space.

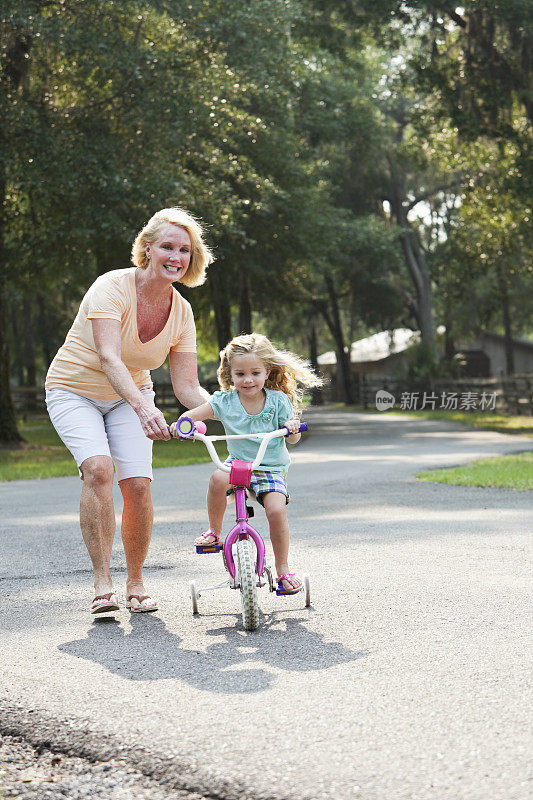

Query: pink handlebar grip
[195,421,207,435]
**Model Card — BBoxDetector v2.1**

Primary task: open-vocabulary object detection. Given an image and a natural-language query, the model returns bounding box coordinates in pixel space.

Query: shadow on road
[58,612,366,694]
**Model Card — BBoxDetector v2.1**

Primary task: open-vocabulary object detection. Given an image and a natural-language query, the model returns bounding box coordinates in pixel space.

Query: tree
[1,0,286,430]
[432,137,532,374]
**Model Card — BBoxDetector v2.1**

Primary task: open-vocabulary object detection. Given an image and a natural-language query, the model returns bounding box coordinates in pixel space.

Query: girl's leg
[119,477,157,610]
[197,469,230,543]
[262,491,302,589]
[79,456,116,599]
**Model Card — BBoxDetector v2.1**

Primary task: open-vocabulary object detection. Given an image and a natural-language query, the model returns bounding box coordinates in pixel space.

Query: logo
[375,390,395,411]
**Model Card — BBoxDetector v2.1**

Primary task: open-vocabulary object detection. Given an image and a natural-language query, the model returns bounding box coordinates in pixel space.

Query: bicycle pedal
[276,586,303,596]
[195,542,223,554]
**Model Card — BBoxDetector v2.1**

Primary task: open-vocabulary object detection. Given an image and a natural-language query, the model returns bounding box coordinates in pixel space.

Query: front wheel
[236,538,259,631]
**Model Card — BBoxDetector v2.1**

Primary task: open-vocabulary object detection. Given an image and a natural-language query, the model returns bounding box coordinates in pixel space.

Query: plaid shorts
[249,470,289,506]
[225,461,289,506]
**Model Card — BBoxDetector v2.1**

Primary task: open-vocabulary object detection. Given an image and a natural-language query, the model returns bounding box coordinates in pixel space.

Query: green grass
[396,409,533,435]
[416,451,533,491]
[0,416,228,482]
[3,407,531,483]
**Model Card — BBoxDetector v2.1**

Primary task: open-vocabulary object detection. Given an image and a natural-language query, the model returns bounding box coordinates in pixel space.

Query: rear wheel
[236,538,259,631]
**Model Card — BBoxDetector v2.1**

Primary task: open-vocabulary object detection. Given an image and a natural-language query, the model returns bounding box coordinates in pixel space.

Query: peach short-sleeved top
[45,267,197,401]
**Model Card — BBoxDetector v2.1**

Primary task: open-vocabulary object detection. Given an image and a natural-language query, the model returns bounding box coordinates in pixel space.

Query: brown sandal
[91,592,119,614]
[126,594,158,613]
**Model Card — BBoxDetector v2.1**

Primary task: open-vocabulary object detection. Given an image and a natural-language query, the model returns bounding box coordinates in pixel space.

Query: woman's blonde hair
[131,207,214,287]
[217,333,323,412]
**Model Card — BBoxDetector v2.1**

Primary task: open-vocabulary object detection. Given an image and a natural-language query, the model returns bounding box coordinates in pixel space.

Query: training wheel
[303,573,311,607]
[189,580,199,614]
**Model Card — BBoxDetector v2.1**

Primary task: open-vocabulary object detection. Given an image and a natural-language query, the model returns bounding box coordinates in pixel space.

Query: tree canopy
[1,0,531,439]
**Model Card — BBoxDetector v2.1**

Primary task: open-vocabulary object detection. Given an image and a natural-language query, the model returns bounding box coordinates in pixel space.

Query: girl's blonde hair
[217,333,323,412]
[131,207,214,287]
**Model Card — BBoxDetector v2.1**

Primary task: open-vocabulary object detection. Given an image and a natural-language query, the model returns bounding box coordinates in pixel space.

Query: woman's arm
[91,318,170,440]
[169,351,211,408]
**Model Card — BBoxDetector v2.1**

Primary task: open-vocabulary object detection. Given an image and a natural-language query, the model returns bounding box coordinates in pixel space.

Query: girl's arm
[284,415,301,445]
[169,401,215,438]
[180,402,215,423]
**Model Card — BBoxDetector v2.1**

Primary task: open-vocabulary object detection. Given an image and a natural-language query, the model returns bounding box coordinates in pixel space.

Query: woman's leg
[262,491,302,589]
[103,393,157,610]
[79,456,116,597]
[119,477,157,609]
[46,389,117,608]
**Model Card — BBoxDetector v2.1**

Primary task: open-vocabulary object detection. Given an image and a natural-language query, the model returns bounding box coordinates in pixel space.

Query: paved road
[1,409,531,800]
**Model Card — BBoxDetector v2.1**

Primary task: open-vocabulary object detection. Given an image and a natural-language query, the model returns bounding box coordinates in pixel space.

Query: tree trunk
[0,27,32,442]
[497,263,514,375]
[389,158,436,351]
[444,325,456,362]
[0,163,23,441]
[11,307,25,386]
[36,293,53,369]
[396,223,436,349]
[22,295,36,387]
[321,276,355,405]
[308,314,323,405]
[209,263,232,351]
[0,284,22,441]
[238,271,252,334]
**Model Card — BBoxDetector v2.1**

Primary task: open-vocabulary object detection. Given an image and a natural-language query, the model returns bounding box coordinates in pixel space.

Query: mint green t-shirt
[209,388,294,472]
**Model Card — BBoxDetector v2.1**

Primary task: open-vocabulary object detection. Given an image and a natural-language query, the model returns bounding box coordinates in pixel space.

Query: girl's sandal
[194,530,223,554]
[276,573,303,596]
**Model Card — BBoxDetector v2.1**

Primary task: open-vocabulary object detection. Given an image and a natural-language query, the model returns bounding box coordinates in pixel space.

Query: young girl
[172,333,322,594]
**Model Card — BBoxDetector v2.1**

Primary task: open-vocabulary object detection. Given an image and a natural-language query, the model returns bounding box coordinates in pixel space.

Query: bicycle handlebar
[171,416,307,472]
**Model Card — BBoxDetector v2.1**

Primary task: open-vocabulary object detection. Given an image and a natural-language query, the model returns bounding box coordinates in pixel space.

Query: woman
[45,207,213,614]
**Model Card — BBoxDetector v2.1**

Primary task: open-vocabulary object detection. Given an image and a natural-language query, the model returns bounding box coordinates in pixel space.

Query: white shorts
[45,387,154,482]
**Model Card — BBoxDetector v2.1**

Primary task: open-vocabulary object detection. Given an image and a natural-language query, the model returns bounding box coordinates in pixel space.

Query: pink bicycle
[174,417,311,631]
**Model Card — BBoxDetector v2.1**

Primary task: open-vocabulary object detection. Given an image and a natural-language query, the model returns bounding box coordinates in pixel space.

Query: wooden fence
[10,381,214,416]
[358,374,533,415]
[11,374,533,416]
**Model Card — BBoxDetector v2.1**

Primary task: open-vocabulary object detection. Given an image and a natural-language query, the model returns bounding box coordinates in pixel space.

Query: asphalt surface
[1,407,532,800]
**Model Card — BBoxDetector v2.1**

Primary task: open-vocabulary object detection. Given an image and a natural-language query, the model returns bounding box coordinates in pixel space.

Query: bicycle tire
[236,538,259,631]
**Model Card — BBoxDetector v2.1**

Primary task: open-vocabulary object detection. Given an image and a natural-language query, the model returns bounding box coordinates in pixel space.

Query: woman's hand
[135,398,171,440]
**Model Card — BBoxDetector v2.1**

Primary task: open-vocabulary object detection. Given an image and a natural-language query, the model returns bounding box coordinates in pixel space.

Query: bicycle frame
[174,417,311,622]
[187,425,292,581]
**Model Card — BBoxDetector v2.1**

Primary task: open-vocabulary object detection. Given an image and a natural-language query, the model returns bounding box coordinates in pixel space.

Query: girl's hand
[168,416,193,439]
[135,399,171,440]
[168,420,181,439]
[284,416,301,435]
